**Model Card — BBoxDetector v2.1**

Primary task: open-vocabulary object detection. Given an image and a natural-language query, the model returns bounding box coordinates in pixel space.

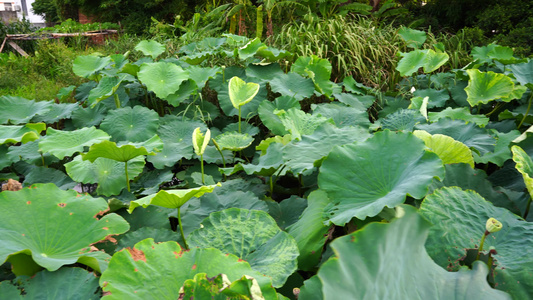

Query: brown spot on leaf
[58,203,66,207]
[69,213,73,215]
[238,259,244,262]
[102,291,111,296]
[26,201,31,205]
[134,268,138,272]
[102,227,109,230]
[90,246,99,252]
[21,234,25,236]
[192,264,197,270]
[94,208,110,218]
[128,247,146,262]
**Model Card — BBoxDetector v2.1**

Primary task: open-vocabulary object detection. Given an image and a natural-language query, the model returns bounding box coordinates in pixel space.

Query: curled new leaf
[192,127,211,156]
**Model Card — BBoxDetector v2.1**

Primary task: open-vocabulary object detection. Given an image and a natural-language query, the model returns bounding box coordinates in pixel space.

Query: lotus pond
[0,29,533,299]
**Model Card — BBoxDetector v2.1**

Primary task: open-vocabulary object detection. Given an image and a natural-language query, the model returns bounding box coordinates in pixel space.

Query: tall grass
[272,14,473,90]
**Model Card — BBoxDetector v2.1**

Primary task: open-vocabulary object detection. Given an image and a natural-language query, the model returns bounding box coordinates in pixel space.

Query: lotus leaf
[291,56,338,97]
[100,106,159,142]
[283,123,371,175]
[192,127,210,156]
[128,183,221,212]
[396,49,449,76]
[430,164,521,214]
[138,62,189,99]
[238,38,267,60]
[312,103,370,128]
[318,130,444,224]
[256,47,293,61]
[428,107,489,127]
[380,108,424,131]
[82,135,163,163]
[298,276,323,300]
[286,190,331,271]
[116,227,177,252]
[134,40,165,59]
[0,97,52,125]
[413,130,475,168]
[332,93,369,110]
[258,97,301,136]
[38,127,110,159]
[245,63,285,83]
[318,205,510,300]
[181,273,265,299]
[508,59,533,88]
[99,239,277,299]
[420,187,533,299]
[87,76,124,107]
[413,88,449,108]
[465,69,515,106]
[72,55,111,79]
[228,76,260,109]
[66,156,145,196]
[511,145,533,199]
[414,118,496,156]
[188,208,299,287]
[0,123,46,145]
[266,196,307,231]
[214,131,253,151]
[0,267,100,299]
[23,166,77,190]
[472,44,515,65]
[276,108,331,141]
[31,102,79,124]
[0,183,129,272]
[475,130,520,166]
[188,65,222,90]
[342,77,372,96]
[269,72,315,101]
[71,104,108,128]
[398,27,426,49]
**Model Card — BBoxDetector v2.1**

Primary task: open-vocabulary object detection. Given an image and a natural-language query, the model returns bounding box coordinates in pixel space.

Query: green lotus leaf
[333,92,371,111]
[381,109,424,131]
[228,76,260,109]
[147,116,207,168]
[298,276,323,300]
[71,104,108,128]
[291,56,338,97]
[116,227,177,252]
[0,267,100,299]
[413,88,449,108]
[245,63,285,84]
[398,27,426,49]
[312,103,370,128]
[0,145,11,169]
[508,59,533,87]
[318,130,444,225]
[465,69,515,106]
[6,141,58,166]
[413,130,475,168]
[99,239,277,299]
[269,72,315,101]
[238,38,267,60]
[396,49,449,76]
[258,97,301,136]
[283,123,371,175]
[511,145,533,199]
[420,187,533,299]
[72,55,111,79]
[0,123,46,145]
[472,44,515,64]
[431,164,521,214]
[188,65,222,90]
[214,131,253,151]
[130,168,174,195]
[38,127,110,159]
[414,118,496,156]
[275,108,331,141]
[287,190,331,271]
[82,135,162,163]
[319,205,511,300]
[138,62,189,99]
[180,182,269,237]
[188,208,299,288]
[266,196,308,231]
[192,127,210,156]
[428,107,489,127]
[0,183,129,272]
[0,96,52,125]
[223,142,285,177]
[134,40,165,59]
[256,47,293,61]
[342,77,372,96]
[65,156,145,196]
[423,49,449,73]
[31,102,78,124]
[86,76,122,107]
[475,130,520,167]
[23,166,77,190]
[128,183,221,212]
[100,106,159,142]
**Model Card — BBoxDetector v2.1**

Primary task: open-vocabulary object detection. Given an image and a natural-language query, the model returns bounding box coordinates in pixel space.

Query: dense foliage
[1,27,533,298]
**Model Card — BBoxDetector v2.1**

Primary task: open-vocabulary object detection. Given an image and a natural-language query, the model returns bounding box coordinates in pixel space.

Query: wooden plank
[0,37,7,53]
[8,41,28,57]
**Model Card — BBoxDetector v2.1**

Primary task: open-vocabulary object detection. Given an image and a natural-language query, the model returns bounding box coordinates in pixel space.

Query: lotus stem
[476,218,503,260]
[518,92,533,129]
[269,176,274,196]
[476,231,488,261]
[238,106,242,133]
[41,152,45,168]
[113,93,120,109]
[125,161,130,192]
[524,196,532,219]
[177,207,189,250]
[200,154,205,185]
[212,139,226,169]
